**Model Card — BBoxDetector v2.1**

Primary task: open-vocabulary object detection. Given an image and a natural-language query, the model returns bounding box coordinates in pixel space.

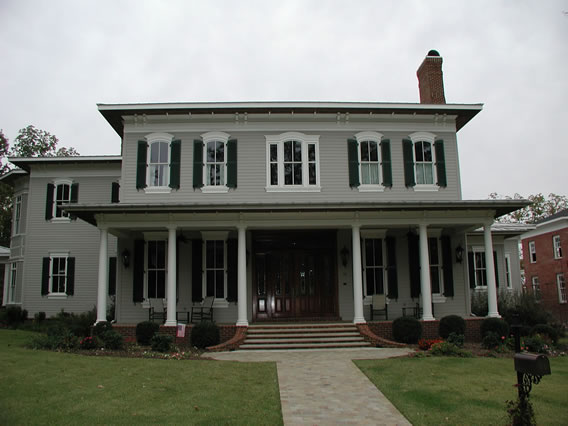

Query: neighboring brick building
[521,210,568,324]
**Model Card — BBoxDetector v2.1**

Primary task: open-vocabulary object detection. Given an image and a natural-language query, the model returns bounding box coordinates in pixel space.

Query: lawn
[356,355,568,426]
[0,329,283,425]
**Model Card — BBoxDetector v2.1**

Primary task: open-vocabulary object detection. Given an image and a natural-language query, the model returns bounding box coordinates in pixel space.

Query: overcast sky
[1,0,566,199]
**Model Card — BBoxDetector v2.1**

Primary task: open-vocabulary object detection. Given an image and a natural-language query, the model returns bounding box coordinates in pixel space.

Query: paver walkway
[209,347,413,425]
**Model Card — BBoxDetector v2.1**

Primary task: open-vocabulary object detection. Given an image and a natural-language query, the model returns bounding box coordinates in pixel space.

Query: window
[360,140,380,184]
[428,237,443,295]
[363,238,385,296]
[54,183,71,218]
[553,235,562,259]
[528,241,536,263]
[531,276,541,301]
[8,263,17,303]
[557,274,567,304]
[45,180,78,221]
[136,133,180,192]
[148,141,169,187]
[193,132,237,192]
[473,251,487,288]
[403,132,446,190]
[13,195,22,234]
[204,239,226,299]
[146,240,166,299]
[347,132,392,190]
[266,132,320,191]
[505,254,512,289]
[41,254,75,297]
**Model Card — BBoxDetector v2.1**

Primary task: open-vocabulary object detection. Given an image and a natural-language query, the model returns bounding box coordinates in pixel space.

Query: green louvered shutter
[408,232,421,298]
[227,239,238,301]
[66,257,75,296]
[403,139,415,187]
[468,252,475,289]
[441,236,454,297]
[434,140,447,187]
[41,257,50,295]
[111,182,120,203]
[192,240,203,302]
[70,183,79,203]
[45,184,54,220]
[169,139,181,189]
[227,139,237,188]
[133,240,144,303]
[386,236,398,299]
[381,140,392,187]
[136,141,148,189]
[347,139,360,187]
[193,140,203,189]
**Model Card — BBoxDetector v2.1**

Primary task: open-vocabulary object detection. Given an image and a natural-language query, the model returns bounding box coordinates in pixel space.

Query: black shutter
[227,239,238,301]
[403,139,416,187]
[386,236,398,299]
[45,183,54,220]
[434,140,447,187]
[108,256,117,296]
[66,257,75,296]
[136,141,148,189]
[41,257,50,295]
[441,236,454,297]
[408,232,420,298]
[169,139,181,189]
[347,139,360,187]
[133,240,144,303]
[70,183,79,203]
[468,252,475,289]
[494,251,500,288]
[193,140,203,189]
[227,139,237,188]
[192,239,203,302]
[381,140,392,187]
[111,182,120,203]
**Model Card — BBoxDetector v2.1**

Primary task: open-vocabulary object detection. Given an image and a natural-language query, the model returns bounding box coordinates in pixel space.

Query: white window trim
[553,235,562,259]
[265,132,321,192]
[13,195,22,235]
[505,253,512,289]
[409,131,439,191]
[355,131,384,192]
[201,231,229,307]
[144,132,173,193]
[557,274,567,304]
[528,241,536,263]
[51,179,73,222]
[47,252,70,298]
[201,131,230,193]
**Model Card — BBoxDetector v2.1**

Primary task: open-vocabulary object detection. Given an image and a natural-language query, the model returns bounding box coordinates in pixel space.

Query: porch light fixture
[122,249,130,268]
[455,245,464,264]
[340,246,350,267]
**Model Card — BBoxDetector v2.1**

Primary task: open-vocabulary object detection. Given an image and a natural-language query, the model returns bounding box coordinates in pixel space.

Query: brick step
[248,322,351,329]
[244,336,365,344]
[239,341,372,350]
[247,332,361,339]
[247,327,358,335]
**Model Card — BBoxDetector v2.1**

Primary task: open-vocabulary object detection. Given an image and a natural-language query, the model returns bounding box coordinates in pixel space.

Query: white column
[96,228,109,324]
[419,223,435,320]
[165,226,177,326]
[352,225,366,324]
[236,225,248,326]
[484,222,500,318]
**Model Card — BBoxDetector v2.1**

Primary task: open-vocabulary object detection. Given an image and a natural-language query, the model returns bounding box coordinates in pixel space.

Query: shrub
[439,315,466,339]
[392,317,422,344]
[34,312,47,323]
[446,332,465,348]
[29,325,80,351]
[136,321,160,346]
[481,317,509,339]
[53,308,97,338]
[92,321,113,338]
[522,335,551,354]
[530,324,559,344]
[430,341,473,357]
[101,330,124,350]
[4,306,27,328]
[80,336,101,350]
[151,334,173,352]
[500,291,553,330]
[418,338,443,351]
[482,331,505,350]
[191,321,220,349]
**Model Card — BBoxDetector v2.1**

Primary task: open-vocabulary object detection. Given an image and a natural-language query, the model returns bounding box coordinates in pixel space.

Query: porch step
[240,323,372,350]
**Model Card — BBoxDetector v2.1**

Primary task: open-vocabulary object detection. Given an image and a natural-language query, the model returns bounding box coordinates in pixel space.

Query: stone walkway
[208,347,413,425]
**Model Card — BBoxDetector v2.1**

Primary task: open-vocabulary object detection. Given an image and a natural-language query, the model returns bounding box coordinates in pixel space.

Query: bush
[430,341,473,357]
[446,332,465,348]
[92,321,113,338]
[191,321,220,349]
[151,334,173,352]
[522,335,552,354]
[4,306,27,328]
[481,317,509,339]
[34,312,47,323]
[418,338,443,351]
[439,315,466,339]
[80,336,101,350]
[101,330,124,350]
[136,321,160,346]
[53,308,96,338]
[500,291,553,330]
[482,331,506,350]
[392,317,422,344]
[530,324,559,344]
[29,325,80,351]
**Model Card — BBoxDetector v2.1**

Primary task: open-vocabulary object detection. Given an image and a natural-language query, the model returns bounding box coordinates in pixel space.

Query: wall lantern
[122,249,130,268]
[455,245,464,264]
[340,246,350,267]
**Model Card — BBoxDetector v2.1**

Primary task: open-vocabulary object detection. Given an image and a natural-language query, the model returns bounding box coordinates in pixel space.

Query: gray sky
[1,0,566,199]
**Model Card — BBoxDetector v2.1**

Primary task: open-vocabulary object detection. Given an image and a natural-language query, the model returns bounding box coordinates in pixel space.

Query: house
[521,210,568,324]
[1,51,528,337]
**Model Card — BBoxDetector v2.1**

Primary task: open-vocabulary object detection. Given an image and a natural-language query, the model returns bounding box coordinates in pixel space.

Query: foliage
[530,324,559,344]
[392,316,422,344]
[430,341,473,357]
[100,330,123,350]
[92,321,113,338]
[79,336,101,350]
[29,325,80,351]
[489,192,568,224]
[522,334,552,354]
[53,308,96,338]
[34,311,46,323]
[481,317,510,339]
[506,398,536,426]
[500,292,553,331]
[106,296,115,322]
[136,321,160,346]
[482,331,509,351]
[2,306,28,328]
[438,315,466,339]
[151,334,173,353]
[446,332,465,348]
[191,321,220,349]
[0,181,13,246]
[418,338,443,351]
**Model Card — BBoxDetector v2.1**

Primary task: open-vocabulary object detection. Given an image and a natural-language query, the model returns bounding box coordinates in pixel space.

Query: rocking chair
[148,298,167,323]
[370,294,388,321]
[190,296,214,323]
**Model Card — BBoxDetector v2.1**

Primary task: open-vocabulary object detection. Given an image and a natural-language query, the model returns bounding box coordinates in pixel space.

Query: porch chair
[190,296,214,323]
[148,298,167,323]
[370,294,388,321]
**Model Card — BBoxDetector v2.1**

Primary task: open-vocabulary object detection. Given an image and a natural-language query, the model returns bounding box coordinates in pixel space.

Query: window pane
[217,164,224,186]
[216,270,224,298]
[361,142,369,161]
[216,141,224,162]
[423,142,432,161]
[215,241,224,268]
[207,164,215,185]
[157,241,165,269]
[159,142,168,163]
[365,240,374,265]
[284,141,292,162]
[431,266,440,293]
[428,238,439,264]
[284,163,292,185]
[416,164,425,185]
[374,241,383,267]
[375,269,384,294]
[415,142,424,162]
[271,164,278,185]
[148,271,157,298]
[206,241,214,269]
[309,163,316,185]
[369,141,378,162]
[361,164,370,185]
[308,144,315,161]
[424,164,433,184]
[366,269,375,295]
[207,142,216,162]
[206,271,214,297]
[369,164,380,184]
[270,144,278,162]
[157,271,165,298]
[148,242,157,268]
[293,164,302,185]
[293,141,302,161]
[150,143,160,163]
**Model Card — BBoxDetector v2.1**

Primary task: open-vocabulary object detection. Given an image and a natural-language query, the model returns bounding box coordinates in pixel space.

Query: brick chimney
[417,50,446,104]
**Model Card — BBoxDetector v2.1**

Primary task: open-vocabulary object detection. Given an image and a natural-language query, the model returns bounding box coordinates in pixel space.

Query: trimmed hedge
[439,315,466,339]
[136,321,160,346]
[191,322,220,349]
[392,317,422,344]
[480,317,509,339]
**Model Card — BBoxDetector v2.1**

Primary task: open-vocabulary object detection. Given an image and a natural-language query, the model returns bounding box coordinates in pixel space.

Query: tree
[489,192,568,223]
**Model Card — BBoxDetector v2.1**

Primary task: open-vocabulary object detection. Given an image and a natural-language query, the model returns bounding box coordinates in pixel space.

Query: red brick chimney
[417,50,446,104]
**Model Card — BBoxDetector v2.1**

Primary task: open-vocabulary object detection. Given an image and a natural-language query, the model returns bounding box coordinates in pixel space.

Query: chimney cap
[427,49,441,57]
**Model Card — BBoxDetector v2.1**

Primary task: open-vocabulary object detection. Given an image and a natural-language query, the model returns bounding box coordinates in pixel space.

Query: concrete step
[248,322,351,329]
[247,328,359,336]
[247,332,361,339]
[244,336,366,344]
[239,341,372,350]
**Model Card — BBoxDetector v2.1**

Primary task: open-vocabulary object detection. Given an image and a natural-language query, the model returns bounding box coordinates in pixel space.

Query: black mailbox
[514,353,551,376]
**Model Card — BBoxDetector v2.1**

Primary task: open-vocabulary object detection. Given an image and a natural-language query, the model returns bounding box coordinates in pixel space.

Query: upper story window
[403,132,446,191]
[528,241,536,263]
[347,132,392,191]
[45,180,78,221]
[265,132,320,192]
[553,235,562,259]
[193,132,237,192]
[136,133,181,193]
[13,195,22,234]
[41,253,75,298]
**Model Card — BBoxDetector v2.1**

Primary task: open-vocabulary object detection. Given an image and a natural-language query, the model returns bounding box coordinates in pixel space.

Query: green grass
[356,355,568,426]
[0,329,282,425]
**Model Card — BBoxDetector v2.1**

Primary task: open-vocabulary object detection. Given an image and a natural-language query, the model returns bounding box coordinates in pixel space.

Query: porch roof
[65,199,529,227]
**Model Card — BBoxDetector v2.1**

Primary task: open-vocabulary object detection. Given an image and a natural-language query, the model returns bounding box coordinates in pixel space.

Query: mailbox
[514,353,551,376]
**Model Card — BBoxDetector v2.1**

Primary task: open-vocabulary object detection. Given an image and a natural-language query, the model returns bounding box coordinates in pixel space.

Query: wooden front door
[253,231,337,320]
